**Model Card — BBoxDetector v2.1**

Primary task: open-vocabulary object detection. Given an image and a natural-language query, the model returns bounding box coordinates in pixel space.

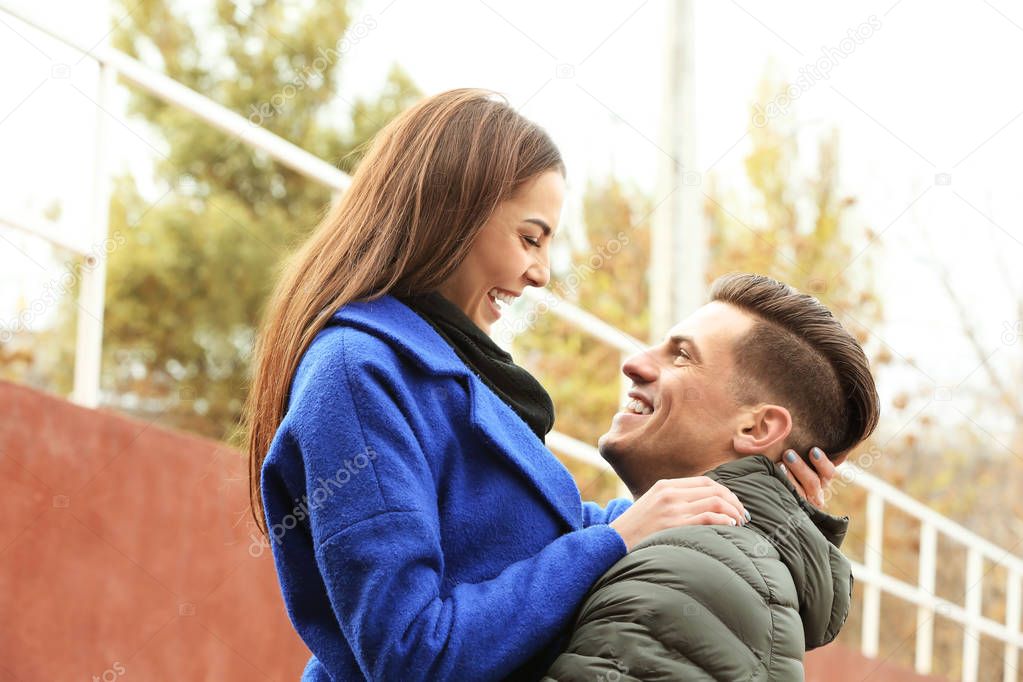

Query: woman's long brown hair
[244,88,565,536]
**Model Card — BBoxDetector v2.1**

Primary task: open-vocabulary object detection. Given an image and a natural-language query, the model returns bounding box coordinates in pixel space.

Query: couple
[246,88,879,681]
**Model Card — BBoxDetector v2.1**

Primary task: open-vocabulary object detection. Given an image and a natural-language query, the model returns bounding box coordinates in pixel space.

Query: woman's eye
[523,236,541,248]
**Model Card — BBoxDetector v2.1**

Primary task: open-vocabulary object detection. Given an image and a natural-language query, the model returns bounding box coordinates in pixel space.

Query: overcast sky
[2,0,1022,447]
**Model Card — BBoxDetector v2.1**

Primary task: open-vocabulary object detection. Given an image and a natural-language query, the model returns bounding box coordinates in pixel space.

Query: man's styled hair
[709,273,880,460]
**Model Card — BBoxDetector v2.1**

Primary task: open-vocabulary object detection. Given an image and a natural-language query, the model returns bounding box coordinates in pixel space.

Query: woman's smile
[485,291,502,321]
[485,287,520,320]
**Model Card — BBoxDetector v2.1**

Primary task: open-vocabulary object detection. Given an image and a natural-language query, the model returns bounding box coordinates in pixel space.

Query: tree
[34,0,421,440]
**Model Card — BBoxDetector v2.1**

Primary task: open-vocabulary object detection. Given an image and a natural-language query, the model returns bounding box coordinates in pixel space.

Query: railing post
[71,58,114,407]
[862,489,884,658]
[962,548,983,682]
[1006,567,1021,682]
[916,521,937,674]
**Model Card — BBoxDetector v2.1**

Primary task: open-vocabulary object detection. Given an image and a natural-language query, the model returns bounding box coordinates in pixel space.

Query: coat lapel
[466,376,581,531]
[332,295,582,531]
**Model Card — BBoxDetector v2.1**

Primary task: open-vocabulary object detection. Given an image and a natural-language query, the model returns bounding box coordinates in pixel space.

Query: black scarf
[396,291,555,442]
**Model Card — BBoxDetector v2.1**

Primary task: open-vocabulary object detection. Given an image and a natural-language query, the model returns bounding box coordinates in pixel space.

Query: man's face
[597,301,757,495]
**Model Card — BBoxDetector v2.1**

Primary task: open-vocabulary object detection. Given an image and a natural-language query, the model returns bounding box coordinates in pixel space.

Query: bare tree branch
[932,260,1020,415]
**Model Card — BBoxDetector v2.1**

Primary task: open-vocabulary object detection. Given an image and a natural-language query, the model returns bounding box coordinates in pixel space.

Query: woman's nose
[525,256,550,288]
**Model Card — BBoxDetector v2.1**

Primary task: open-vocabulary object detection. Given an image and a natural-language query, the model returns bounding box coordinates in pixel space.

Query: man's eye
[673,349,690,365]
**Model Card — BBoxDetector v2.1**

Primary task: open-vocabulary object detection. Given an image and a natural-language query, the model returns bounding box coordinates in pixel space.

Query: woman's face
[438,170,565,334]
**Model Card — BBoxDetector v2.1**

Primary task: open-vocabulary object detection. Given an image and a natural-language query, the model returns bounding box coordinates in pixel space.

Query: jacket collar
[705,454,850,547]
[330,295,582,531]
[705,454,853,648]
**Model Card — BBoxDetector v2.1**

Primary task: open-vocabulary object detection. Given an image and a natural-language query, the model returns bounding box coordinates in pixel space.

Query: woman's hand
[609,477,750,552]
[779,446,837,509]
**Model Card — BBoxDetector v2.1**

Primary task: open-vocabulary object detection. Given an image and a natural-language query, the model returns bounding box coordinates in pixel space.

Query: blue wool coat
[260,294,632,681]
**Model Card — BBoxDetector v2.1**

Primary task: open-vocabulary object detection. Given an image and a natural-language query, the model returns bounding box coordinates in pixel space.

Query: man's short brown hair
[710,273,880,460]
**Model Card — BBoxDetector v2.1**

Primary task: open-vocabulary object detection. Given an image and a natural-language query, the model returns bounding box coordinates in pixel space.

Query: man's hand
[779,446,836,509]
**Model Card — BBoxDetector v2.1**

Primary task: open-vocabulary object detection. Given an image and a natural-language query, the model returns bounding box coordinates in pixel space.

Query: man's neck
[696,453,743,476]
[628,453,744,498]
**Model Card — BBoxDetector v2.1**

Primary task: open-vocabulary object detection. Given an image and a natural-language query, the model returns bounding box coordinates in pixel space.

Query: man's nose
[621,348,658,384]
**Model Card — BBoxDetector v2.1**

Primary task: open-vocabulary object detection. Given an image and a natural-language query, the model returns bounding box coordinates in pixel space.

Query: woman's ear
[732,404,792,457]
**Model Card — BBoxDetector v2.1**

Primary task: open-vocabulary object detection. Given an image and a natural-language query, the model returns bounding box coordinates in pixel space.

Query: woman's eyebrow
[522,218,552,237]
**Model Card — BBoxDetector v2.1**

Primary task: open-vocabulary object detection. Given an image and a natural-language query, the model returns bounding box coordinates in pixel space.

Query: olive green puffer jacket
[543,454,853,681]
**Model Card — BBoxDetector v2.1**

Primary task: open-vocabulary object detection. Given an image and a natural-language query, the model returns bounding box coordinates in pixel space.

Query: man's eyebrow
[523,218,552,237]
[667,334,702,362]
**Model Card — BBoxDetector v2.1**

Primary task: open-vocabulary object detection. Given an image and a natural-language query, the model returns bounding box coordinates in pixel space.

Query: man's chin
[601,412,641,446]
[597,432,640,497]
[597,428,626,465]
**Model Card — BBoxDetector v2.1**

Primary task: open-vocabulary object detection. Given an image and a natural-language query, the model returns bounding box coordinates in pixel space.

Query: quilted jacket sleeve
[542,526,806,681]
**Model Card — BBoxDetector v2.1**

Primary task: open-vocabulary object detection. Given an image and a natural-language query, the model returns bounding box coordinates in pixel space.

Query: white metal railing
[0,3,349,408]
[2,5,1022,681]
[0,210,89,255]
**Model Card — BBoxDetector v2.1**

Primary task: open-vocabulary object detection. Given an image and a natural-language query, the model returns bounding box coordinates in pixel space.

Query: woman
[245,89,834,681]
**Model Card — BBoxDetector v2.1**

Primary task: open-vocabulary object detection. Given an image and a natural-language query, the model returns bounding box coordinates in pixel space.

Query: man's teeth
[489,289,516,307]
[625,399,653,415]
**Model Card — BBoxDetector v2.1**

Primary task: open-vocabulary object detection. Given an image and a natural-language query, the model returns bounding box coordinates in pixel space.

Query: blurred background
[1,0,1021,680]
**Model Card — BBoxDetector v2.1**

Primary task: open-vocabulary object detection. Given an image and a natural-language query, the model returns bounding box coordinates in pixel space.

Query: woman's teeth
[488,288,516,307]
[625,399,653,415]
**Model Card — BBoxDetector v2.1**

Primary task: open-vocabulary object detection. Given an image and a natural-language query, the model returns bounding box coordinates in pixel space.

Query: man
[544,273,880,681]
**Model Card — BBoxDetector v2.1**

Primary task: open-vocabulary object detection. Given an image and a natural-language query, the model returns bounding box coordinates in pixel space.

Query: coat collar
[331,294,478,378]
[705,454,853,648]
[330,295,582,531]
[705,454,849,548]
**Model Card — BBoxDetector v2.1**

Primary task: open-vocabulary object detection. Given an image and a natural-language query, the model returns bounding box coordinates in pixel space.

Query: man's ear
[732,404,792,456]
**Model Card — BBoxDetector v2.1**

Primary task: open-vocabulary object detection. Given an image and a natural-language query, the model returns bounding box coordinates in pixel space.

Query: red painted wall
[0,380,942,681]
[806,644,945,681]
[0,381,310,681]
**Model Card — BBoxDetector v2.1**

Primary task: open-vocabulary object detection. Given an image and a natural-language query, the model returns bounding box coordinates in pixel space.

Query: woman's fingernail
[812,447,822,460]
[729,518,737,526]
[744,510,752,523]
[785,451,797,463]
